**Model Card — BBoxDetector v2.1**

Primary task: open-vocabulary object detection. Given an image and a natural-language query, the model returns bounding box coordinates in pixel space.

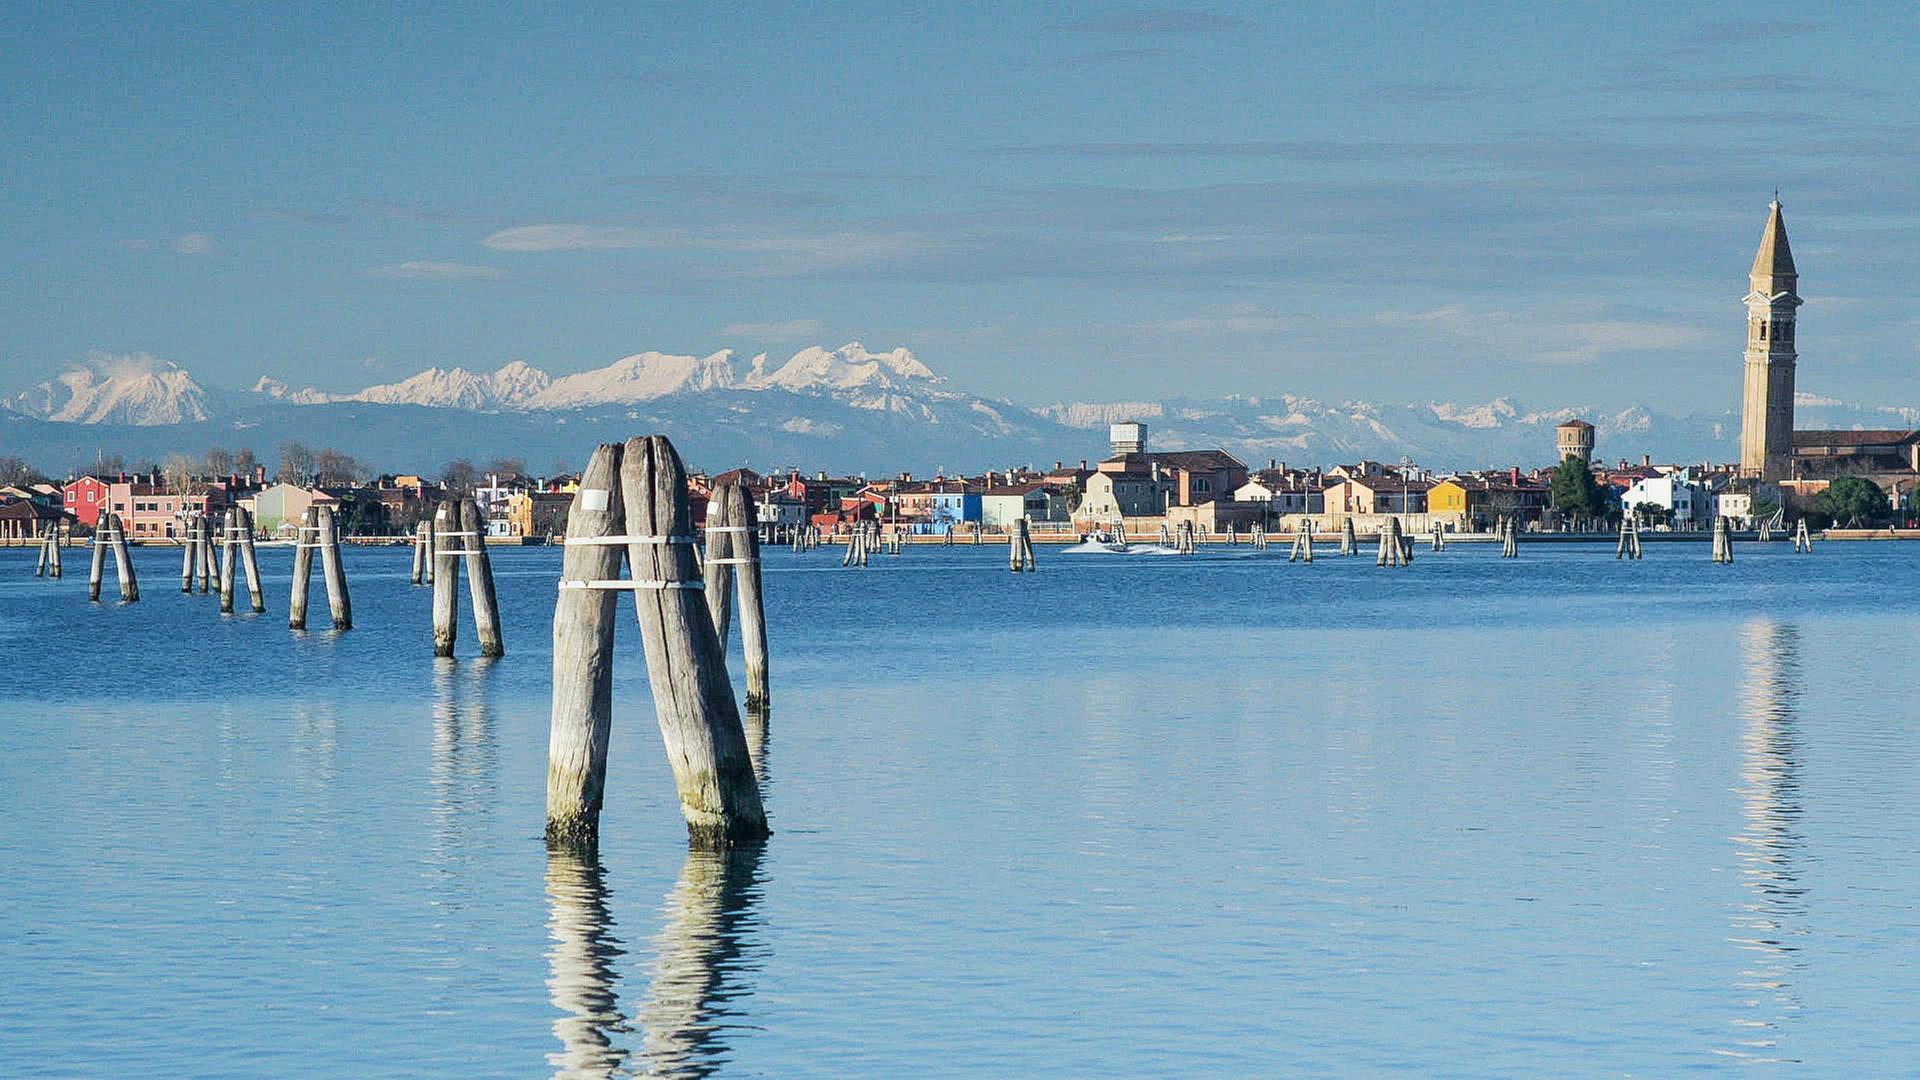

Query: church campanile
[1740,198,1801,480]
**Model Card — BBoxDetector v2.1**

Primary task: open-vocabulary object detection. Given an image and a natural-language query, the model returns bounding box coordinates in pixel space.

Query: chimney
[1510,466,1520,486]
[1080,459,1088,471]
[1643,454,1652,468]
[1269,458,1277,470]
[1053,460,1063,471]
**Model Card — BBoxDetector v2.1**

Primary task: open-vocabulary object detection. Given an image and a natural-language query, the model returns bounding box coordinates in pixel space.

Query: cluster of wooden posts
[88,513,138,602]
[290,506,353,630]
[1376,517,1413,566]
[1711,515,1735,564]
[1617,514,1644,560]
[424,498,502,656]
[841,521,878,567]
[546,436,770,851]
[1289,520,1315,562]
[1008,518,1036,571]
[32,527,64,579]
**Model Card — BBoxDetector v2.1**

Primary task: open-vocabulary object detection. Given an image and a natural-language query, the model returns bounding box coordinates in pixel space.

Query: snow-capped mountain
[9,353,217,425]
[9,342,1918,473]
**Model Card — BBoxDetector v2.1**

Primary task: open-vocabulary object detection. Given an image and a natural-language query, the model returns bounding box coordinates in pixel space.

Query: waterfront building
[1426,473,1549,528]
[60,475,111,528]
[1621,469,1709,529]
[980,483,1067,527]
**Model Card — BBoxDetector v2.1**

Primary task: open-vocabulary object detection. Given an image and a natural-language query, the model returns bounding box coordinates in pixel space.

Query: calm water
[4,538,1920,1076]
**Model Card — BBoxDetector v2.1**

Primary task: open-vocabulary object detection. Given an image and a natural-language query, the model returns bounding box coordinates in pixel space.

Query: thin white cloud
[368,260,506,281]
[480,223,938,271]
[722,318,825,342]
[172,233,215,255]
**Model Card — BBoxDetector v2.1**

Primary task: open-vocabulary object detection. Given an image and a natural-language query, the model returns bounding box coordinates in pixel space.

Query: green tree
[1632,501,1670,526]
[1549,455,1605,523]
[1815,476,1889,526]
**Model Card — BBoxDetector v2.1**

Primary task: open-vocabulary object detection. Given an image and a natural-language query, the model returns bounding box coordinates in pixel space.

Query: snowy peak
[749,343,942,392]
[9,353,215,425]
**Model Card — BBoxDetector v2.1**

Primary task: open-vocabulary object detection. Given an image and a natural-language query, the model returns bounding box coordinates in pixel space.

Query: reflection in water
[545,845,629,1079]
[430,658,500,891]
[743,705,770,785]
[638,845,767,1078]
[1722,619,1806,1064]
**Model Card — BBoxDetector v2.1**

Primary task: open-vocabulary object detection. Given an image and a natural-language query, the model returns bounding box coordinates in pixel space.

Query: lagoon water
[4,539,1920,1076]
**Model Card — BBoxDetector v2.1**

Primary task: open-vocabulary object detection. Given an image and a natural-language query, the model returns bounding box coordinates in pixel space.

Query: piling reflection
[545,844,630,1079]
[743,704,770,785]
[637,845,768,1078]
[1721,618,1806,1064]
[429,657,499,888]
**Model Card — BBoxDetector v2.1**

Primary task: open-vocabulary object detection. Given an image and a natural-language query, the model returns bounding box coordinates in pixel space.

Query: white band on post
[558,579,705,591]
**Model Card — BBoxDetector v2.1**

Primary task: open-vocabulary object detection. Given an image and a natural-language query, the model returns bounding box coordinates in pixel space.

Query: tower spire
[1750,196,1796,285]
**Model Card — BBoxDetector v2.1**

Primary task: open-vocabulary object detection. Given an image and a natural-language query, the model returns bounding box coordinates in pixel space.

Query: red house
[62,476,111,529]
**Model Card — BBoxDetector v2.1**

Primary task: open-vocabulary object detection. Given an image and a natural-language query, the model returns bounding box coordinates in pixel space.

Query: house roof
[1793,429,1917,448]
[1149,449,1245,472]
[1556,419,1594,430]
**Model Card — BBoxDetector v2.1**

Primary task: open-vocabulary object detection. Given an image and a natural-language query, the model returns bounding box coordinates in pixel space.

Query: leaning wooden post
[48,526,62,578]
[547,443,626,847]
[197,515,214,593]
[88,516,107,601]
[318,505,352,629]
[729,487,770,708]
[109,511,139,602]
[34,531,48,577]
[411,521,428,585]
[1341,517,1356,556]
[289,507,316,629]
[219,507,238,613]
[461,498,504,657]
[179,519,195,591]
[703,491,738,646]
[238,506,265,612]
[432,500,460,656]
[619,435,769,848]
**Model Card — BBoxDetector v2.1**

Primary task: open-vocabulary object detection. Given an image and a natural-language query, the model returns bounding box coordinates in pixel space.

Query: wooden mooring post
[1616,515,1643,560]
[1432,523,1445,552]
[34,531,49,577]
[546,444,626,846]
[107,512,139,601]
[411,521,430,585]
[219,508,239,613]
[237,507,264,612]
[1711,515,1734,564]
[619,435,769,848]
[702,484,770,706]
[430,499,501,655]
[1793,518,1813,553]
[290,506,351,630]
[196,514,213,593]
[1008,517,1036,572]
[1340,517,1356,556]
[462,499,504,656]
[180,517,196,592]
[1501,515,1520,558]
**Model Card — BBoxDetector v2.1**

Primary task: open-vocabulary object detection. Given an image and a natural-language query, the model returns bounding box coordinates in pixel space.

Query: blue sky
[5,2,1919,412]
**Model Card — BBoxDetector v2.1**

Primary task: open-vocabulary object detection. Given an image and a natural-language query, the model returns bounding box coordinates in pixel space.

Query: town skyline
[7,5,1920,414]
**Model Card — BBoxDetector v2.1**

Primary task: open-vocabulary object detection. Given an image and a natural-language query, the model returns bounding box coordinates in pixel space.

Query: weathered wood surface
[546,443,626,847]
[88,517,107,601]
[318,505,352,629]
[461,498,504,657]
[219,508,238,612]
[620,435,769,848]
[432,499,460,656]
[732,491,770,709]
[702,490,738,646]
[289,507,315,629]
[238,507,265,612]
[197,515,213,593]
[411,521,428,585]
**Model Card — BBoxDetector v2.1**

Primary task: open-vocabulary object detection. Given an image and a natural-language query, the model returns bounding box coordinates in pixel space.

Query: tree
[486,456,527,479]
[162,454,198,497]
[0,455,37,487]
[1815,476,1889,527]
[234,447,259,476]
[313,448,365,486]
[441,458,478,495]
[203,447,234,476]
[278,440,315,484]
[1632,501,1671,526]
[1549,455,1606,524]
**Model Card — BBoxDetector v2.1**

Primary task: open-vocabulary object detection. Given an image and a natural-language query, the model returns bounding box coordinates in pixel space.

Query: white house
[1233,472,1324,518]
[980,484,1068,526]
[1621,471,1710,528]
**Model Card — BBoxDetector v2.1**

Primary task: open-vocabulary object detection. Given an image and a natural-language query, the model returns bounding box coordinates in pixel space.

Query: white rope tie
[564,534,698,546]
[705,556,756,565]
[703,525,752,533]
[558,579,704,591]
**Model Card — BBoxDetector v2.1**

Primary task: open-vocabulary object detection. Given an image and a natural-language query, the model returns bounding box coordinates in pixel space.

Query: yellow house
[1428,479,1471,517]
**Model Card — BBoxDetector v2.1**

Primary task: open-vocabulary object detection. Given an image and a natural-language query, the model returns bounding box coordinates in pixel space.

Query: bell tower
[1739,197,1802,480]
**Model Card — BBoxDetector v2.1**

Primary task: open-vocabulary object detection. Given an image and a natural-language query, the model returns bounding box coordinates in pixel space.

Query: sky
[5,2,1920,414]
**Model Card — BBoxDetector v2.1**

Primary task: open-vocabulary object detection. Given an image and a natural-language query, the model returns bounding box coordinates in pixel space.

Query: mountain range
[6,345,1917,475]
